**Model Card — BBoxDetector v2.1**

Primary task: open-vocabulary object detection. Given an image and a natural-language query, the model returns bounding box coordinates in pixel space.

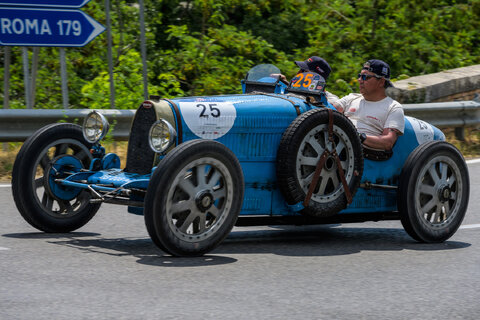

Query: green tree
[1,0,480,109]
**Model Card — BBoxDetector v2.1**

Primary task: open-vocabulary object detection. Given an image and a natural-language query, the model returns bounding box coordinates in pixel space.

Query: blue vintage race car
[12,64,470,256]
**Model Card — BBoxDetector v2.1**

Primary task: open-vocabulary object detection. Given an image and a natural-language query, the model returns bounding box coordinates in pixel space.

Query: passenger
[332,59,404,150]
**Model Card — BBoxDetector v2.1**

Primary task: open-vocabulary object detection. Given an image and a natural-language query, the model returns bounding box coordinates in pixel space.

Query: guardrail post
[455,127,465,141]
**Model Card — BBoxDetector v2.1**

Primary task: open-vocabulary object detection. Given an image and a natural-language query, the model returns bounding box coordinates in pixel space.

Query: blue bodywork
[52,70,445,220]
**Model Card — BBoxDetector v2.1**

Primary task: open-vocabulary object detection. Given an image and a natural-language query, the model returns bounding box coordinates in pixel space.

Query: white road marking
[460,224,480,229]
[466,158,480,164]
[0,184,11,188]
[0,247,11,251]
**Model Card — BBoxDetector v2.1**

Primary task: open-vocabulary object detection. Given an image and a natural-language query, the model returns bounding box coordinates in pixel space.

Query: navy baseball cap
[295,56,331,79]
[362,59,394,87]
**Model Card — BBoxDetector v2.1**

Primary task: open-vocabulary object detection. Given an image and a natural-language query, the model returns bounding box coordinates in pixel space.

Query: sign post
[3,46,9,109]
[22,47,30,108]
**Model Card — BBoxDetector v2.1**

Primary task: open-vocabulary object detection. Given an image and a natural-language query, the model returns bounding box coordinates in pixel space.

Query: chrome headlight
[149,119,177,153]
[83,111,110,143]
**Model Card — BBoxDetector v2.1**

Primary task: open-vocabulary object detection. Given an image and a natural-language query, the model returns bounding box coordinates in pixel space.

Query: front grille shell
[125,100,177,174]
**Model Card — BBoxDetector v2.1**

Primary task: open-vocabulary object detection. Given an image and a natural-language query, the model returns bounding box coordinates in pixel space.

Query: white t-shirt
[335,93,404,136]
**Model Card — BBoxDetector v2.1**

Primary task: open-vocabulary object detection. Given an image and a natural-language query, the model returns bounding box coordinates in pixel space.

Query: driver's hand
[270,73,287,82]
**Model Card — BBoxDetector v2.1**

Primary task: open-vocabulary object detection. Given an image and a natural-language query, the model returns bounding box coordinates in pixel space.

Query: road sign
[0,1,91,8]
[0,7,105,47]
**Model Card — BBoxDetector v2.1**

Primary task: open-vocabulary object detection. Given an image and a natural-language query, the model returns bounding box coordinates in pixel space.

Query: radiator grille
[125,105,157,174]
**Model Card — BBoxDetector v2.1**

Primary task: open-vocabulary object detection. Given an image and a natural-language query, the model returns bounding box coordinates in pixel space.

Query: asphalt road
[1,161,479,319]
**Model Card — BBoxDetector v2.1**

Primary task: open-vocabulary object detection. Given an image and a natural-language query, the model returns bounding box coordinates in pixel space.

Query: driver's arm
[363,128,399,150]
[332,102,344,113]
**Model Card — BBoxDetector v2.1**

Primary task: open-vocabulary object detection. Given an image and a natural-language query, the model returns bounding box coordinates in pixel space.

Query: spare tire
[277,108,363,217]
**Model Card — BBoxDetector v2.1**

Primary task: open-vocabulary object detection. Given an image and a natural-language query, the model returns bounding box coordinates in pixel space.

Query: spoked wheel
[144,140,244,256]
[277,108,363,217]
[12,123,100,232]
[398,141,469,242]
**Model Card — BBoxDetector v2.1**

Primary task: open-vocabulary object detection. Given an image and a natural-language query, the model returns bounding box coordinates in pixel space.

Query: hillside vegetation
[1,0,480,109]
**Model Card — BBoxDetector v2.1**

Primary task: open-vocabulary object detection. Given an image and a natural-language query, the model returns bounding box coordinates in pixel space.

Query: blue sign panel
[0,1,90,9]
[0,7,105,47]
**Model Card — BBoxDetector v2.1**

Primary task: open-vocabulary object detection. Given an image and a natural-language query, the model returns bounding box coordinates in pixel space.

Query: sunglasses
[357,73,382,81]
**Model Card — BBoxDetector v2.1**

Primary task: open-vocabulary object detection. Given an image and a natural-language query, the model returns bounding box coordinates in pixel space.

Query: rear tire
[398,141,469,242]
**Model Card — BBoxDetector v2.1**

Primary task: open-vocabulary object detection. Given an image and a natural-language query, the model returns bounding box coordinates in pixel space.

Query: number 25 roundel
[179,101,237,139]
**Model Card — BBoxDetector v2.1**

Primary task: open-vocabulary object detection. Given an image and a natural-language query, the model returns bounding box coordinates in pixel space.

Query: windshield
[245,64,281,81]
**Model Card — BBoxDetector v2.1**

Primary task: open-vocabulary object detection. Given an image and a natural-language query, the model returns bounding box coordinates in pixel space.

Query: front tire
[398,141,469,242]
[11,123,100,233]
[144,140,244,256]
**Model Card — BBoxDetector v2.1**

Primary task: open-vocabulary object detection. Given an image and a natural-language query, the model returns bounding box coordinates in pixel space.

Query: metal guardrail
[0,109,135,142]
[0,101,479,142]
[403,100,480,127]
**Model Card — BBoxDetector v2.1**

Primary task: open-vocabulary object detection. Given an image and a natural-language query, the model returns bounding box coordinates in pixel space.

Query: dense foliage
[1,0,480,109]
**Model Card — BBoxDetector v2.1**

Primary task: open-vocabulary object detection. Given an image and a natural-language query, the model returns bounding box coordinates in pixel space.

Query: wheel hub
[46,155,83,201]
[438,185,451,203]
[195,190,214,211]
[324,156,336,171]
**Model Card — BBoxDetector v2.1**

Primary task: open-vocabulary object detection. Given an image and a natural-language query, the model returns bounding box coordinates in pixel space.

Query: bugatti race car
[12,64,470,256]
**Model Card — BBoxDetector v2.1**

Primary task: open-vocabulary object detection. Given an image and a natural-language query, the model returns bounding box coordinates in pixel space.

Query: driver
[272,56,339,103]
[332,59,404,150]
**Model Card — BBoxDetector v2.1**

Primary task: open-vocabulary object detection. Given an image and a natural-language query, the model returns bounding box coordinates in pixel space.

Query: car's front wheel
[144,140,244,256]
[11,123,100,233]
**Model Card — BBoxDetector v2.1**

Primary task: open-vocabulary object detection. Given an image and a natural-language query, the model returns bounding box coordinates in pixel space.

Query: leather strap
[303,150,329,207]
[332,150,353,204]
[303,109,353,208]
[327,108,334,143]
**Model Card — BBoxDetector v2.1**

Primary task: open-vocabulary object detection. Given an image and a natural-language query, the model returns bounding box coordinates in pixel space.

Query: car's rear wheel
[12,124,100,232]
[277,108,363,217]
[144,140,244,256]
[398,141,469,242]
